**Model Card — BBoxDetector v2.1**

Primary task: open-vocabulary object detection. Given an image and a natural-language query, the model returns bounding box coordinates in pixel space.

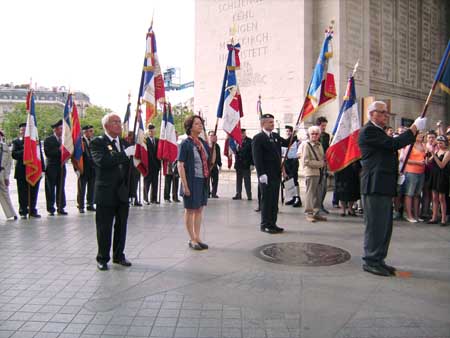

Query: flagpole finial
[352,59,360,77]
[326,20,335,34]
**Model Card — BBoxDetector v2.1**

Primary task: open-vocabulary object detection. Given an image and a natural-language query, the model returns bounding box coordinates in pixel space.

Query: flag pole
[400,40,450,173]
[281,21,334,171]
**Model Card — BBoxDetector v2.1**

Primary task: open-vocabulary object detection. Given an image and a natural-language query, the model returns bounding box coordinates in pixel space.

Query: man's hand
[124,145,135,157]
[413,117,427,131]
[75,171,80,178]
[259,174,268,184]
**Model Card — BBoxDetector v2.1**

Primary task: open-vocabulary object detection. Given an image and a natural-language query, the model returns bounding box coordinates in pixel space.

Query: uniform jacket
[235,136,253,170]
[252,131,288,180]
[358,121,415,196]
[44,135,62,167]
[146,137,161,172]
[11,137,25,179]
[81,137,95,178]
[90,134,130,206]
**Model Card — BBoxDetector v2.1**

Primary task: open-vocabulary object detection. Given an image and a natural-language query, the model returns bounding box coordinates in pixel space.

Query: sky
[0,0,194,115]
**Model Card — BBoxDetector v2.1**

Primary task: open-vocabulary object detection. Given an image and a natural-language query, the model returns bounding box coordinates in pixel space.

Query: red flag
[23,91,42,186]
[133,109,149,177]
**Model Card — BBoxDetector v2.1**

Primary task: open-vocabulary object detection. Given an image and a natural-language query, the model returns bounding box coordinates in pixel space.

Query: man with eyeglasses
[358,101,427,277]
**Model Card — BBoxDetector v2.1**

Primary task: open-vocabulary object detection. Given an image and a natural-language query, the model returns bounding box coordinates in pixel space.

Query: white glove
[124,145,135,157]
[259,174,268,184]
[397,174,405,185]
[250,165,255,171]
[75,170,80,178]
[413,117,427,131]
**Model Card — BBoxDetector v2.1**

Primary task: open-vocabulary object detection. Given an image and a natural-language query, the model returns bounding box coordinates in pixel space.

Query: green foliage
[1,103,111,142]
[142,105,192,136]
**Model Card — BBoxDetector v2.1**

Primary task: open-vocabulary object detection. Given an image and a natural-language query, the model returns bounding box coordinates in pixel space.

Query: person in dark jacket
[208,131,222,198]
[358,101,426,277]
[252,114,289,234]
[76,125,96,213]
[11,123,41,218]
[90,113,135,271]
[233,129,253,200]
[44,119,67,216]
[143,124,161,204]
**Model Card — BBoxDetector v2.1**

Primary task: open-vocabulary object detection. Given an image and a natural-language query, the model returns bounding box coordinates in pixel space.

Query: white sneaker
[405,217,418,223]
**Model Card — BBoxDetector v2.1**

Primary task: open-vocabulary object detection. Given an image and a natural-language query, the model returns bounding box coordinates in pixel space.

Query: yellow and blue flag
[436,40,450,95]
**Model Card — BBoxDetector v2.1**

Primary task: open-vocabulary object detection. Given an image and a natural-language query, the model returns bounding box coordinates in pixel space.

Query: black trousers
[236,168,252,198]
[260,179,280,228]
[77,174,95,209]
[284,159,299,186]
[96,204,129,264]
[362,194,393,266]
[16,178,40,216]
[45,166,66,213]
[164,174,179,200]
[144,170,159,202]
[209,167,219,197]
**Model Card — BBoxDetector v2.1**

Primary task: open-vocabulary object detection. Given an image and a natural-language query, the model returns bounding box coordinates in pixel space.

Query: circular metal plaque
[254,242,351,266]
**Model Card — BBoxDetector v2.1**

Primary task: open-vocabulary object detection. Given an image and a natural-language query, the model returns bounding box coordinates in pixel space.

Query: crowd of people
[0,101,448,275]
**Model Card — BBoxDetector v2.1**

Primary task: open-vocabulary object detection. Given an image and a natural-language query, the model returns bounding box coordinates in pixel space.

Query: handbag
[283,177,296,201]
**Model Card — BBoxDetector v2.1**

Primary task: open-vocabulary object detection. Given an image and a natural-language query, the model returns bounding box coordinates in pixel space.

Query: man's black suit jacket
[235,136,253,170]
[252,132,288,180]
[44,135,62,167]
[90,134,130,207]
[358,121,415,197]
[81,137,95,178]
[146,137,161,173]
[11,138,25,179]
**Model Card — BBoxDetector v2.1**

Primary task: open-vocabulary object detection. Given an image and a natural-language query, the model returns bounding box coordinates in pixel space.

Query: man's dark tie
[112,139,120,152]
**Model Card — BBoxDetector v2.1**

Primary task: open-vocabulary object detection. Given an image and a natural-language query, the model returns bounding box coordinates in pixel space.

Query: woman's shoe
[340,213,346,217]
[198,242,209,250]
[440,222,448,227]
[348,210,357,216]
[427,220,438,224]
[188,241,203,250]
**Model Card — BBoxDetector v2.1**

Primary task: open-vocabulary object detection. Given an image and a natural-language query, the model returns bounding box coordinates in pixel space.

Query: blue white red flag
[224,136,237,169]
[61,95,74,164]
[139,25,166,125]
[326,74,361,172]
[216,43,243,146]
[23,91,42,186]
[122,101,131,138]
[71,96,83,174]
[435,39,450,95]
[300,29,336,121]
[133,109,149,177]
[157,103,178,166]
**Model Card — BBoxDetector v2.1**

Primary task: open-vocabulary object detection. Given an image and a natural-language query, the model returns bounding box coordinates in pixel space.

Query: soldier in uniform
[76,125,96,213]
[208,131,222,198]
[11,123,41,219]
[44,119,67,216]
[232,129,253,200]
[0,130,18,220]
[143,124,161,204]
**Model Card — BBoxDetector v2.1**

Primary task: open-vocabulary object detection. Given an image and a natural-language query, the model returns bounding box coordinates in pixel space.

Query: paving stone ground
[0,171,449,338]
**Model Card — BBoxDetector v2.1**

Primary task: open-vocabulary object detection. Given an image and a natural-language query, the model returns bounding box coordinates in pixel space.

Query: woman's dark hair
[184,115,204,135]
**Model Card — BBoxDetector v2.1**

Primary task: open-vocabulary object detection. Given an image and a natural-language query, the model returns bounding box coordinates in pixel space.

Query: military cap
[241,128,246,132]
[147,123,155,130]
[82,125,93,131]
[260,113,274,119]
[51,119,63,129]
[18,122,27,128]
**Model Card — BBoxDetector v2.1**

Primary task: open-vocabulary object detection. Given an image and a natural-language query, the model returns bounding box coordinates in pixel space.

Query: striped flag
[326,74,361,172]
[122,101,131,138]
[299,29,336,122]
[139,25,166,125]
[23,91,42,186]
[61,95,74,164]
[157,103,178,165]
[216,43,243,146]
[71,96,83,174]
[133,109,149,177]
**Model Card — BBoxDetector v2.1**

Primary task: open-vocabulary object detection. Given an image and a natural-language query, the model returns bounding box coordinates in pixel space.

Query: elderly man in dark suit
[252,114,289,234]
[44,119,67,216]
[76,125,96,213]
[90,113,135,271]
[143,124,161,204]
[233,128,253,201]
[358,101,426,276]
[11,123,41,219]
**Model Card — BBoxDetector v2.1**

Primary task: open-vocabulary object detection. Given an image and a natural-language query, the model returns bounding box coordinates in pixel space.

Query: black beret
[285,125,293,131]
[241,128,246,132]
[82,125,93,130]
[51,119,63,129]
[18,123,27,128]
[260,113,274,119]
[147,123,155,130]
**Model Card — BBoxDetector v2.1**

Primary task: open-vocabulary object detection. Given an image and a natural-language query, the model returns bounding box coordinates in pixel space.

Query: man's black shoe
[57,210,68,215]
[151,200,160,205]
[254,207,261,212]
[20,215,28,219]
[232,195,242,200]
[260,226,279,234]
[29,213,41,218]
[212,195,219,198]
[173,199,181,203]
[133,202,142,207]
[362,264,390,277]
[381,263,396,275]
[48,212,55,216]
[273,225,284,233]
[285,198,295,206]
[292,198,302,208]
[113,258,132,267]
[79,209,85,214]
[164,199,172,203]
[87,206,96,211]
[247,197,252,201]
[97,262,108,271]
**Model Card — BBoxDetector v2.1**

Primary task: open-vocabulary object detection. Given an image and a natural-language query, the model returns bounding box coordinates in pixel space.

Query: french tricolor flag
[326,74,361,172]
[133,109,149,177]
[23,91,42,186]
[216,43,243,145]
[157,103,178,173]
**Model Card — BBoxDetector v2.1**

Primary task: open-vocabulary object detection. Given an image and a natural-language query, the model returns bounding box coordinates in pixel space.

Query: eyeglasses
[108,120,122,125]
[310,132,320,135]
[374,110,389,114]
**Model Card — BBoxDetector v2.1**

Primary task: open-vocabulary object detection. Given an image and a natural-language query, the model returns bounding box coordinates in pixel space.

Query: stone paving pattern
[0,171,449,338]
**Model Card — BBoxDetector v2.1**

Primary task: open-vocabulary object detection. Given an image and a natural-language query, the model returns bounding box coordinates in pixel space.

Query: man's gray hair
[101,113,119,130]
[307,125,321,135]
[367,101,387,120]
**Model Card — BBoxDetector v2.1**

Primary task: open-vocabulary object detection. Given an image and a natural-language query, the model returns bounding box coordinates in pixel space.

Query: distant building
[0,84,91,121]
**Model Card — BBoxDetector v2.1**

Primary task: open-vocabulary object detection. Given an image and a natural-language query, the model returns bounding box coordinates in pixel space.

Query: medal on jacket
[107,145,113,152]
